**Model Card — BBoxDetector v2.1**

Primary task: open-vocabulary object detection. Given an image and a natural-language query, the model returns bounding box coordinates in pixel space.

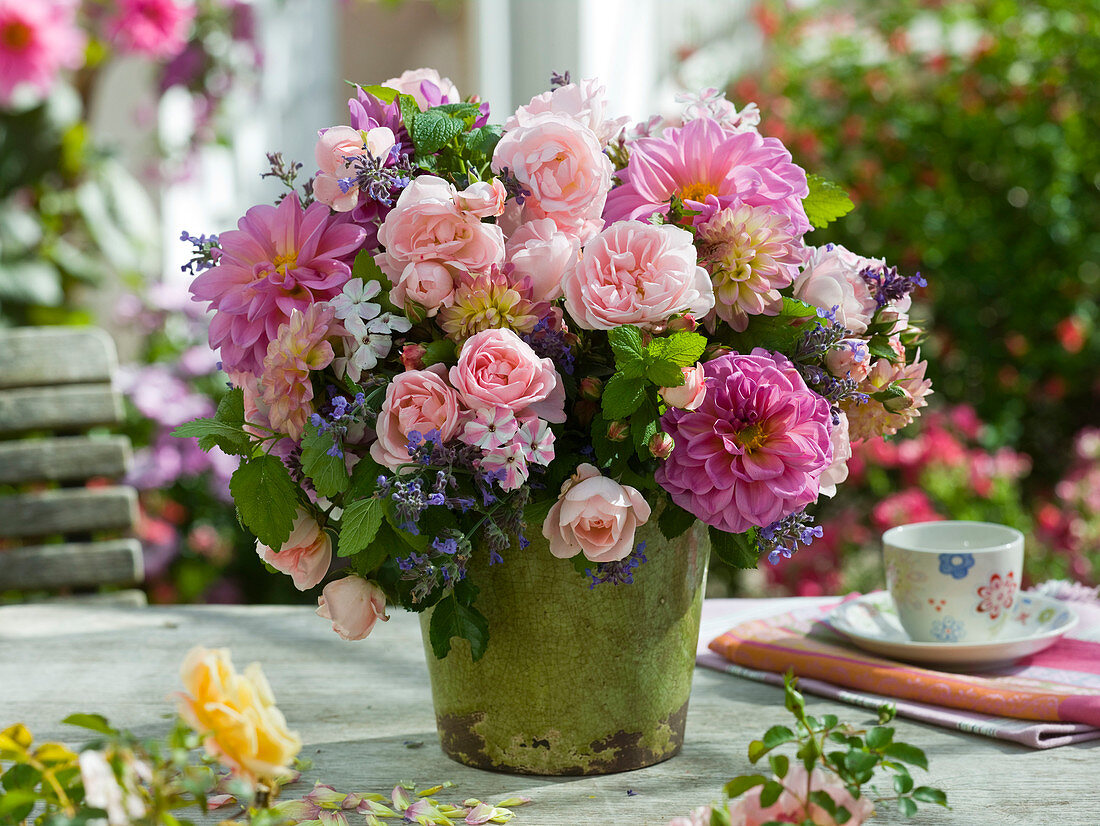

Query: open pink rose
[659,363,707,411]
[375,176,505,284]
[255,509,331,590]
[313,125,396,213]
[370,365,464,469]
[792,245,879,334]
[505,218,581,302]
[316,576,388,640]
[563,222,715,330]
[492,112,612,236]
[505,78,629,147]
[449,328,565,423]
[389,260,456,316]
[542,463,652,563]
[455,178,507,218]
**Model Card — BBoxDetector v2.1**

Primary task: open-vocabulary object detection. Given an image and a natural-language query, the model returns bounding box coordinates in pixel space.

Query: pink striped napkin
[697,595,1100,749]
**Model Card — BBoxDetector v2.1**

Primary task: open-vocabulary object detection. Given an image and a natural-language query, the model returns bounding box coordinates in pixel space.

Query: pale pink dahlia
[106,0,196,59]
[843,354,933,442]
[697,203,807,331]
[603,117,810,236]
[656,349,832,534]
[261,304,338,441]
[438,269,541,343]
[190,196,365,376]
[0,0,86,105]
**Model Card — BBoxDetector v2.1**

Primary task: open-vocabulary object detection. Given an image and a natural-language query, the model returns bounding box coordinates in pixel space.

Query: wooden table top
[1,600,1096,825]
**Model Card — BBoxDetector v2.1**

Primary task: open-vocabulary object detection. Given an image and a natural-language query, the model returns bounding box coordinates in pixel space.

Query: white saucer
[825,591,1079,670]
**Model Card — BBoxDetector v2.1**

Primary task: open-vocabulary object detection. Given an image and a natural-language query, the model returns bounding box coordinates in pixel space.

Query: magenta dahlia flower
[603,117,811,236]
[190,196,365,376]
[656,349,832,534]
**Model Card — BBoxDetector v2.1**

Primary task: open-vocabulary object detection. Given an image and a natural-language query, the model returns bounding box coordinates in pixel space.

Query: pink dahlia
[603,117,810,236]
[696,203,807,331]
[261,304,338,441]
[656,349,832,533]
[0,0,86,105]
[106,0,196,60]
[190,196,365,376]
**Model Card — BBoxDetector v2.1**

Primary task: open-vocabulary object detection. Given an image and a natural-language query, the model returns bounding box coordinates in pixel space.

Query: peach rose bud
[541,463,652,563]
[659,363,707,411]
[455,178,507,217]
[648,432,675,460]
[316,576,389,640]
[255,509,332,591]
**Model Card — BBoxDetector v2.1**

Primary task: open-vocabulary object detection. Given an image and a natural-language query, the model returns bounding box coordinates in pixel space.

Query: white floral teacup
[883,521,1024,643]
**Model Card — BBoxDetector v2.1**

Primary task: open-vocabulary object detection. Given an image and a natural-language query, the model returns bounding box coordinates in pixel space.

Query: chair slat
[0,328,116,389]
[0,487,137,538]
[0,539,143,590]
[0,436,131,484]
[0,385,123,434]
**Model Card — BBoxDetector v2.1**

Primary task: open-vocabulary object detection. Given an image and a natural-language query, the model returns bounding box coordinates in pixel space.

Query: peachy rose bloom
[659,363,707,411]
[177,647,302,783]
[505,217,581,303]
[791,244,879,334]
[562,222,715,331]
[255,509,332,590]
[449,328,566,423]
[316,576,389,640]
[370,364,464,469]
[313,124,397,213]
[543,463,652,563]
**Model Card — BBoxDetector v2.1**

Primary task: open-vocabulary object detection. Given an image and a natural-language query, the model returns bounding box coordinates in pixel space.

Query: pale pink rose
[542,463,652,563]
[792,244,879,334]
[375,176,505,284]
[454,178,507,218]
[255,509,332,590]
[316,576,388,641]
[313,125,396,213]
[492,112,612,234]
[504,218,581,302]
[825,338,871,382]
[449,329,565,423]
[659,363,707,411]
[726,765,874,826]
[389,261,456,316]
[382,67,460,111]
[818,410,852,498]
[562,222,715,331]
[505,78,629,147]
[498,198,605,247]
[370,365,464,469]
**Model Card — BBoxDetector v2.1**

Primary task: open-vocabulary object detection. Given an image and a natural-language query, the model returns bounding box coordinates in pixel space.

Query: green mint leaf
[911,787,949,807]
[601,374,646,420]
[645,357,685,388]
[463,125,502,157]
[61,713,117,736]
[608,324,645,367]
[428,594,490,662]
[658,501,696,540]
[299,424,350,498]
[410,110,466,155]
[430,102,481,119]
[803,174,855,229]
[347,454,385,501]
[722,774,767,799]
[397,93,420,137]
[215,386,246,426]
[230,454,300,550]
[618,359,646,379]
[338,498,384,558]
[883,742,928,770]
[172,417,252,457]
[709,525,760,569]
[630,408,659,459]
[649,331,707,367]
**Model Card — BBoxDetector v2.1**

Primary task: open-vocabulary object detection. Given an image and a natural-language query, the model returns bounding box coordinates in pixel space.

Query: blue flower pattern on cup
[938,553,976,579]
[930,616,965,642]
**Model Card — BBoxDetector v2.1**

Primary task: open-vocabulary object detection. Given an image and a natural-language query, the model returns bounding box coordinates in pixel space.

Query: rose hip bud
[573,399,598,426]
[579,376,603,400]
[607,420,630,442]
[667,314,697,333]
[648,432,674,460]
[400,343,427,371]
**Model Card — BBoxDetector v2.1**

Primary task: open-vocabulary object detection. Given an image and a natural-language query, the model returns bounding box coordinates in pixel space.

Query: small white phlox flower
[332,278,383,333]
[480,440,529,491]
[517,416,555,466]
[460,406,520,450]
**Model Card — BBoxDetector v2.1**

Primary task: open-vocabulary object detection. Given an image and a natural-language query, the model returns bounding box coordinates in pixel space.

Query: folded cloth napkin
[697,594,1100,749]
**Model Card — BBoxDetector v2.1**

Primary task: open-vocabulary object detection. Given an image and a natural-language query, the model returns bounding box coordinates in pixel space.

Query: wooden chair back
[0,327,144,598]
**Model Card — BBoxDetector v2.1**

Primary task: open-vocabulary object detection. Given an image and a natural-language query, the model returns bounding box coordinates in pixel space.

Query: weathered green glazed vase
[419,516,709,776]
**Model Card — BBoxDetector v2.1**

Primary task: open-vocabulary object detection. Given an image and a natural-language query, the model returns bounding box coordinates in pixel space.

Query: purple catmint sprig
[586,542,648,588]
[861,264,927,310]
[522,316,575,375]
[496,167,532,206]
[179,231,220,275]
[310,390,368,459]
[791,322,869,409]
[339,146,414,207]
[758,510,823,565]
[550,70,572,89]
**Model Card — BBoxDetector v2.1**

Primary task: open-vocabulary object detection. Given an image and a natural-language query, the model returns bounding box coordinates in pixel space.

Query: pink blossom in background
[871,488,943,532]
[657,349,832,533]
[316,576,388,640]
[562,222,715,331]
[107,0,196,60]
[0,0,85,105]
[603,117,810,236]
[725,765,874,826]
[370,365,464,470]
[189,196,365,376]
[542,463,652,563]
[505,77,629,147]
[505,218,580,303]
[256,509,332,591]
[792,244,880,334]
[260,304,339,441]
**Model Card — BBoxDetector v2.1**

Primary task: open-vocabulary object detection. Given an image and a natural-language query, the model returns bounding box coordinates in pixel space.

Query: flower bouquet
[177,68,931,774]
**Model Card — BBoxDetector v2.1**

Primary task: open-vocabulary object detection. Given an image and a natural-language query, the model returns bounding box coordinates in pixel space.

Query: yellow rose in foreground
[177,647,301,784]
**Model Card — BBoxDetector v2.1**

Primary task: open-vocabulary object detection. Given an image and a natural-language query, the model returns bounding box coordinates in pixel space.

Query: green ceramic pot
[419,516,710,776]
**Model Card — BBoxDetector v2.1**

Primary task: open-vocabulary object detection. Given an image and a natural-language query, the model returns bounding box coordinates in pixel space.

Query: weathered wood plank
[0,384,123,434]
[0,486,137,538]
[0,539,143,590]
[0,327,116,389]
[0,436,131,484]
